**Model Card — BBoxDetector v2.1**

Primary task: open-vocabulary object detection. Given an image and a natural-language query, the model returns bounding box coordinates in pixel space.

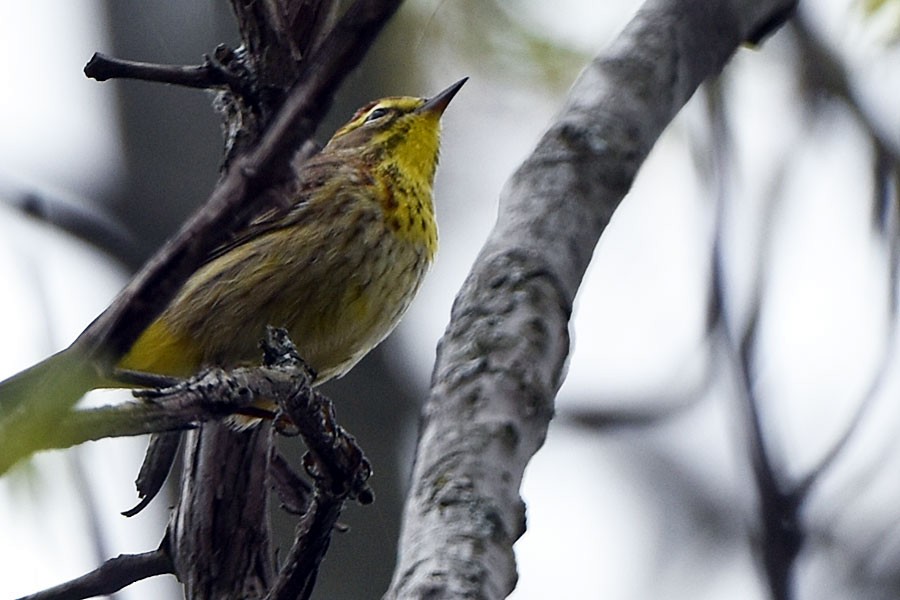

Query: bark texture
[171,426,275,599]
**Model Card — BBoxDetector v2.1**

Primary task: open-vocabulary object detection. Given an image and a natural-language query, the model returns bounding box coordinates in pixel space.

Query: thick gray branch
[386,0,797,598]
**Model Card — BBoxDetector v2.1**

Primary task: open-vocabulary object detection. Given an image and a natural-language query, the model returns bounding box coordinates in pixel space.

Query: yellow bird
[0,78,466,439]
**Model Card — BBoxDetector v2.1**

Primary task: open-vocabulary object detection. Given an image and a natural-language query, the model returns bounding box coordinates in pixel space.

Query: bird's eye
[366,107,389,122]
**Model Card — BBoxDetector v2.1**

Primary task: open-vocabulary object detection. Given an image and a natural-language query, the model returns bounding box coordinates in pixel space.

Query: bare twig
[17,548,173,600]
[706,63,898,599]
[83,50,249,94]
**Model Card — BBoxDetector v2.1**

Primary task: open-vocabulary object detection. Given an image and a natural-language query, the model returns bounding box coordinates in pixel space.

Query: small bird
[0,78,466,433]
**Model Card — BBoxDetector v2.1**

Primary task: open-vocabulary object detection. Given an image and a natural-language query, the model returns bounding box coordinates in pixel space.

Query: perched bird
[0,78,466,438]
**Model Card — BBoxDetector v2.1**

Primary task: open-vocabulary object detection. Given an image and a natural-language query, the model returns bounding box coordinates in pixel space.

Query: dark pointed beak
[417,77,468,116]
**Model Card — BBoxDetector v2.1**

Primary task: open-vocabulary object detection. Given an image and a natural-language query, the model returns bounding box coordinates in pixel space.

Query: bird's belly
[279,237,431,382]
[118,221,432,384]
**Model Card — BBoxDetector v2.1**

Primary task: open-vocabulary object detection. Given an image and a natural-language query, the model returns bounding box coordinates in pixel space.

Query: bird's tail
[0,347,98,414]
[0,345,104,473]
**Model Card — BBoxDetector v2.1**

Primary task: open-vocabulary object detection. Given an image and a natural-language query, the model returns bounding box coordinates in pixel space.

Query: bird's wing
[200,151,340,264]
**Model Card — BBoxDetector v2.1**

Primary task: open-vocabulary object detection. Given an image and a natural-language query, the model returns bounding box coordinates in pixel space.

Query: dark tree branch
[230,0,340,101]
[83,50,250,94]
[16,548,173,600]
[266,494,343,600]
[169,426,275,598]
[264,326,373,600]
